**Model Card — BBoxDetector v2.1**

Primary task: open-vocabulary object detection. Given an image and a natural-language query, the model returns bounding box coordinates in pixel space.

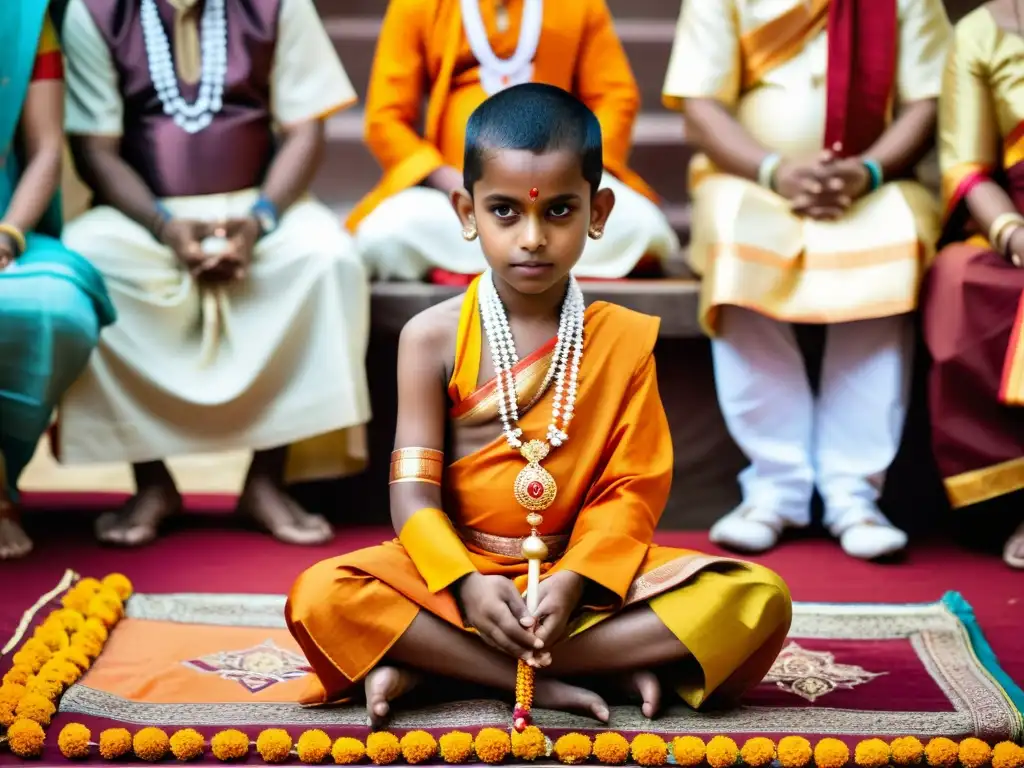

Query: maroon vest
[81,0,280,198]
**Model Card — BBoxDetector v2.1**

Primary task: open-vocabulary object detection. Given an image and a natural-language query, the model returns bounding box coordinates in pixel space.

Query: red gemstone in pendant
[526,481,545,499]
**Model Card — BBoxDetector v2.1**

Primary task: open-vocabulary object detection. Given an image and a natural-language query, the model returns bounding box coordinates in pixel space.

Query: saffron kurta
[662,0,950,335]
[287,280,792,706]
[349,0,679,281]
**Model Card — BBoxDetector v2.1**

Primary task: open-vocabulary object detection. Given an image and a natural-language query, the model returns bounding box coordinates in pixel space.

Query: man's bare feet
[364,665,422,727]
[95,484,182,546]
[0,498,33,559]
[623,669,662,718]
[236,476,333,545]
[1004,520,1024,569]
[534,677,610,722]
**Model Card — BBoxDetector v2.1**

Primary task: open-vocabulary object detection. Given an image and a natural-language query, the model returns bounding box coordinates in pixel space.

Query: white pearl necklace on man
[140,0,228,134]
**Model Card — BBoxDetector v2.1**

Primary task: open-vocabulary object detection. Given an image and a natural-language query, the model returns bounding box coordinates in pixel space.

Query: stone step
[324,17,675,114]
[314,0,682,21]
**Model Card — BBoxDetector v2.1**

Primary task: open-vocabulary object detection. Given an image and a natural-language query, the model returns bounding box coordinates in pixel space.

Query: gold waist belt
[458,527,570,561]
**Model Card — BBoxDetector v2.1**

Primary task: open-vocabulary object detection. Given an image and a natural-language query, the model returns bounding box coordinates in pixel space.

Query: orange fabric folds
[398,507,477,593]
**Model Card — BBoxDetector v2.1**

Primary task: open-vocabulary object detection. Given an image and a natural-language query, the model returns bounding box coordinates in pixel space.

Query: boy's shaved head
[463,83,603,196]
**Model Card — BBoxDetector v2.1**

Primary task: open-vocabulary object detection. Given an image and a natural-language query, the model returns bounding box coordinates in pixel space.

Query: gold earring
[589,226,604,240]
[462,227,478,241]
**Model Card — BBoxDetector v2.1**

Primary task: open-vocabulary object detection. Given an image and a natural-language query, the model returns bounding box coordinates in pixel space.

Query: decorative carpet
[1,517,1023,764]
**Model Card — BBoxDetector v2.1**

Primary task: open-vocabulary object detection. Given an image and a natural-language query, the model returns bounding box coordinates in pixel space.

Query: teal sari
[0,0,115,500]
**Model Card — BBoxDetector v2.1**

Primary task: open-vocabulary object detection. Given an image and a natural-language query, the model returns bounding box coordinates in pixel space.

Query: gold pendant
[513,440,557,511]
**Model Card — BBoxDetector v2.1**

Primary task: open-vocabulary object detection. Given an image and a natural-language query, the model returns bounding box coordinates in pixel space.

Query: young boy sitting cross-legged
[286,83,793,725]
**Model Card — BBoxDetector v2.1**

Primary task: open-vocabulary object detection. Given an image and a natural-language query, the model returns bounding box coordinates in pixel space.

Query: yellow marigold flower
[400,730,439,764]
[0,682,27,707]
[367,732,403,765]
[98,727,133,759]
[814,738,850,768]
[7,717,46,758]
[856,739,891,768]
[85,598,120,629]
[39,659,80,686]
[707,735,740,768]
[57,646,93,672]
[25,633,61,656]
[82,617,110,643]
[102,573,135,600]
[70,632,103,659]
[630,734,669,766]
[52,608,87,633]
[170,728,206,761]
[992,742,1024,768]
[61,588,92,613]
[593,732,631,765]
[15,691,57,725]
[134,726,171,762]
[296,729,332,764]
[75,577,103,595]
[740,737,776,768]
[58,722,92,759]
[960,738,993,768]
[255,728,294,763]
[0,700,18,727]
[926,738,960,768]
[438,731,474,764]
[670,736,706,767]
[2,664,33,687]
[11,646,47,672]
[25,675,63,702]
[778,737,813,768]
[332,736,367,765]
[211,729,250,761]
[511,725,547,761]
[553,733,593,764]
[474,728,511,764]
[892,737,925,765]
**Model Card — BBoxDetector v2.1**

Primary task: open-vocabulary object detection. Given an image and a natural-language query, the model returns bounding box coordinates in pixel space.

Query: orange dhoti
[286,280,793,707]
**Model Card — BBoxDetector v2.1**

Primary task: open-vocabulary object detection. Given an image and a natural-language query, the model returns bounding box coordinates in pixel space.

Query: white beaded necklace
[140,0,228,134]
[478,270,584,513]
[461,0,543,95]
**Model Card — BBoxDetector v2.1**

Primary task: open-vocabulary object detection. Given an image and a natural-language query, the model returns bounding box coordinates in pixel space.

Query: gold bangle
[389,447,444,486]
[0,223,26,255]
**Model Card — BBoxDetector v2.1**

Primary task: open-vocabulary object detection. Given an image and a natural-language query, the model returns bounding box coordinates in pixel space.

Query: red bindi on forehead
[528,187,539,201]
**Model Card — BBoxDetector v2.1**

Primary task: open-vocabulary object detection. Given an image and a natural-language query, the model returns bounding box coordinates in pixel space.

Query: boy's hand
[532,571,585,649]
[456,573,544,660]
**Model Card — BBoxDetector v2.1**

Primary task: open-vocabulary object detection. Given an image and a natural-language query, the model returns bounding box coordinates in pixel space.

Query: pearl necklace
[478,270,584,513]
[140,0,228,134]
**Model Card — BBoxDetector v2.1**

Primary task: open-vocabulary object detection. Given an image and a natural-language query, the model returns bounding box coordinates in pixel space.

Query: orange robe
[345,0,656,232]
[286,280,792,707]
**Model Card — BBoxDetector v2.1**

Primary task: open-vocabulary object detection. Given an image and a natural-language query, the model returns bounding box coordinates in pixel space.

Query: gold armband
[0,223,26,255]
[399,507,476,593]
[389,447,444,486]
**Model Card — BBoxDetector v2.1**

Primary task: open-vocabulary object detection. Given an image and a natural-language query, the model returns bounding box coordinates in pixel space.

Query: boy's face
[452,148,614,295]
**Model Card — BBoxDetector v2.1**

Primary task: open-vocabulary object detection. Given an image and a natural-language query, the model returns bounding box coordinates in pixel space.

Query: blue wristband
[251,195,279,237]
[862,158,883,191]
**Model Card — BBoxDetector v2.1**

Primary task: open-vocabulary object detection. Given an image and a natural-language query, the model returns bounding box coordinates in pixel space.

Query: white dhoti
[355,172,680,280]
[58,189,372,482]
[711,305,913,527]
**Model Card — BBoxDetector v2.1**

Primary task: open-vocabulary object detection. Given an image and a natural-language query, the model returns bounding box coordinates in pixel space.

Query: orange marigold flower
[856,739,891,768]
[61,588,92,613]
[296,729,332,764]
[11,647,47,673]
[593,732,630,765]
[474,728,511,764]
[25,632,61,656]
[553,733,593,764]
[992,742,1024,768]
[438,731,474,764]
[960,738,993,768]
[211,729,250,761]
[85,598,120,629]
[102,573,135,600]
[69,632,103,659]
[98,727,133,760]
[170,728,206,761]
[0,682,27,707]
[75,577,103,595]
[0,700,16,728]
[2,665,33,687]
[57,646,92,672]
[15,691,57,725]
[82,617,110,644]
[671,736,706,767]
[134,726,171,762]
[332,736,367,765]
[257,728,294,763]
[740,737,776,768]
[631,734,669,766]
[891,737,925,765]
[39,659,80,686]
[401,730,439,764]
[52,608,87,633]
[814,738,850,768]
[367,732,402,765]
[707,735,740,768]
[58,722,92,759]
[926,738,960,768]
[7,717,46,758]
[512,725,548,761]
[25,675,63,702]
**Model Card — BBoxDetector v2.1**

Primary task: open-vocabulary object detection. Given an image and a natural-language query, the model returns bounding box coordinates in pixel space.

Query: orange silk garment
[345,0,655,231]
[286,280,792,706]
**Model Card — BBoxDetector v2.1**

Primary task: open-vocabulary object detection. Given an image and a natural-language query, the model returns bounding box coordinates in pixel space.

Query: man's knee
[743,562,793,634]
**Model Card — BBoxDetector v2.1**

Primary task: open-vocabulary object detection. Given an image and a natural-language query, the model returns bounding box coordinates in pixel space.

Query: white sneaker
[829,506,907,560]
[709,506,788,553]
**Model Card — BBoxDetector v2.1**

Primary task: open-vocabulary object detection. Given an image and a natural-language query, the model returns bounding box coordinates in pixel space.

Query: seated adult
[921,0,1024,570]
[349,0,680,283]
[662,0,950,559]
[55,0,371,546]
[0,4,115,559]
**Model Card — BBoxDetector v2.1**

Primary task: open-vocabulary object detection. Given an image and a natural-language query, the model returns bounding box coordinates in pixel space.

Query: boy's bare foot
[624,669,662,718]
[95,484,182,546]
[1004,520,1024,569]
[237,476,333,545]
[0,495,33,559]
[535,677,610,722]
[364,665,422,727]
